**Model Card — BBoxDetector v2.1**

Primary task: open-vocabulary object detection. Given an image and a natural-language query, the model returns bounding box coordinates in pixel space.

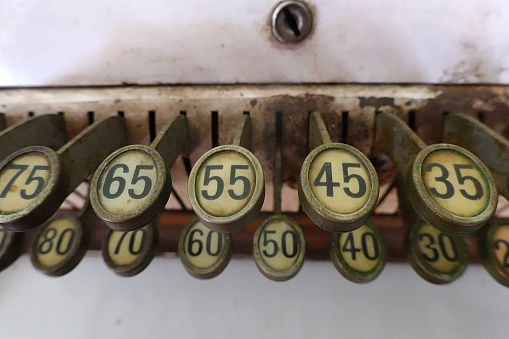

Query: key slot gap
[341,111,349,143]
[408,110,417,131]
[28,111,34,117]
[211,111,219,148]
[87,111,95,125]
[148,110,156,143]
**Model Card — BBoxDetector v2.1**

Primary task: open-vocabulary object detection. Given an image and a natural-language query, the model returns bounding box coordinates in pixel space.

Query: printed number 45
[201,165,250,201]
[314,162,367,198]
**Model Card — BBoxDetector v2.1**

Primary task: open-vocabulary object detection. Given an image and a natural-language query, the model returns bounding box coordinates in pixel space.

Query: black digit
[114,232,128,255]
[201,165,224,200]
[56,228,75,255]
[0,164,28,198]
[20,165,50,199]
[438,233,458,262]
[262,230,278,258]
[313,162,340,197]
[188,229,204,256]
[38,228,57,254]
[128,165,154,199]
[342,163,367,198]
[206,231,222,256]
[494,239,509,268]
[361,232,379,260]
[103,164,128,199]
[228,165,251,200]
[418,233,440,262]
[425,163,454,199]
[281,230,298,258]
[128,229,146,255]
[453,164,484,200]
[342,232,361,260]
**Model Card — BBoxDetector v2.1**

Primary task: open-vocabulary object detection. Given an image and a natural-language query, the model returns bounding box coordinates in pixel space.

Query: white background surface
[1,1,509,338]
[1,256,508,339]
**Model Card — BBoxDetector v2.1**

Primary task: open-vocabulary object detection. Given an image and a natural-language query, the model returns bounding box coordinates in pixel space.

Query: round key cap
[253,214,305,281]
[102,222,158,277]
[299,143,379,232]
[0,146,62,231]
[179,217,232,279]
[31,213,88,276]
[406,220,468,284]
[0,226,24,272]
[188,145,265,233]
[91,145,171,231]
[407,144,497,235]
[477,221,509,287]
[329,221,386,283]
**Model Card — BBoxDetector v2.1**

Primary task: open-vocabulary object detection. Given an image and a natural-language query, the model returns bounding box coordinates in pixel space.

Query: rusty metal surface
[1,84,509,215]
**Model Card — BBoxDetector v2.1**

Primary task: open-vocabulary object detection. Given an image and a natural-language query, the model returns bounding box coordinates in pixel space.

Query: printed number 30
[201,165,251,201]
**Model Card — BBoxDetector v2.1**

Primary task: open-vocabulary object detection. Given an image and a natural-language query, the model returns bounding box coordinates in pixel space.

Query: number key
[477,221,509,287]
[178,217,232,279]
[253,214,305,281]
[330,221,386,283]
[102,222,158,277]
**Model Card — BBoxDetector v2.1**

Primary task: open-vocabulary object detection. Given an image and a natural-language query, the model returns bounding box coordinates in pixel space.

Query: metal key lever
[299,111,379,232]
[188,113,265,233]
[373,112,497,235]
[0,116,126,231]
[91,114,188,231]
[253,111,305,281]
[442,114,509,286]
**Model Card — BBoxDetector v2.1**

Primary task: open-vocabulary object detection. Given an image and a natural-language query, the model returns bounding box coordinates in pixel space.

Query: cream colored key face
[309,148,371,213]
[196,151,255,216]
[253,214,305,281]
[0,152,52,213]
[408,144,497,235]
[422,150,489,217]
[330,221,386,283]
[477,222,509,287]
[179,218,232,279]
[299,143,379,233]
[406,221,468,284]
[31,214,87,276]
[103,223,158,277]
[98,150,158,215]
[189,145,265,233]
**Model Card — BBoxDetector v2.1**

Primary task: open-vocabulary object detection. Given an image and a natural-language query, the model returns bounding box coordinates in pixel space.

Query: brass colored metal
[0,114,66,161]
[477,220,509,287]
[30,193,99,277]
[178,217,232,279]
[91,114,187,231]
[406,144,497,235]
[443,114,509,198]
[102,221,158,277]
[253,112,305,281]
[188,114,265,233]
[405,220,468,284]
[329,220,387,283]
[374,112,497,235]
[0,116,126,231]
[299,112,379,232]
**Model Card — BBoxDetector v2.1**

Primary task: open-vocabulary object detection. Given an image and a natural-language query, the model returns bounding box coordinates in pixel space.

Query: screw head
[272,1,313,44]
